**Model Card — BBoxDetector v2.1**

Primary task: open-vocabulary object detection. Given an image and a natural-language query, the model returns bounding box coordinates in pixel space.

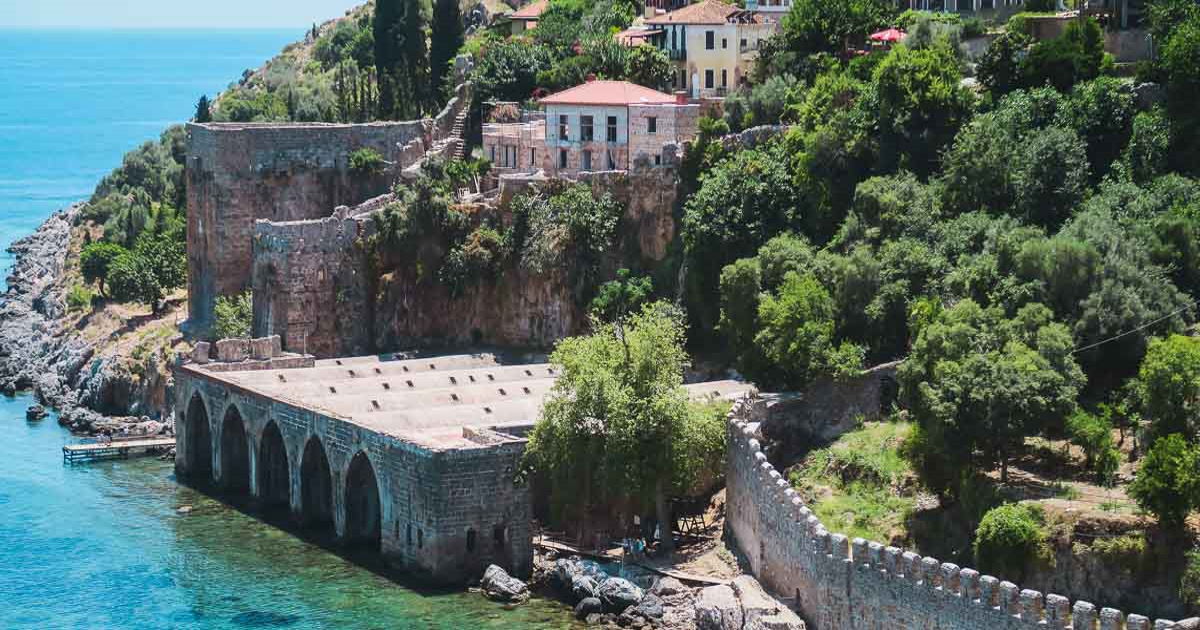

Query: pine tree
[195,95,212,123]
[430,0,464,101]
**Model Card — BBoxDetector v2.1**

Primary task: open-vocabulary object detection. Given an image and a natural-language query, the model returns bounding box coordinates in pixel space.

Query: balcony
[668,48,687,61]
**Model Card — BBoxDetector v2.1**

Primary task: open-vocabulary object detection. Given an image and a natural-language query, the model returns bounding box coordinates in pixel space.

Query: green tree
[195,95,212,123]
[430,0,465,99]
[1135,334,1200,440]
[1161,17,1200,173]
[780,0,894,58]
[1066,410,1120,485]
[522,302,709,553]
[1130,434,1200,527]
[213,291,253,340]
[469,38,555,104]
[1124,108,1172,184]
[1147,0,1200,42]
[872,44,974,177]
[626,45,673,91]
[1020,18,1105,92]
[590,269,653,323]
[899,301,1085,489]
[80,242,128,297]
[1057,77,1134,179]
[974,503,1047,581]
[977,31,1032,95]
[753,272,864,389]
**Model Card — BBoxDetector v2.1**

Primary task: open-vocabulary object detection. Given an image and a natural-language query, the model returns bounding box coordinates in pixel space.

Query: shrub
[349,147,386,174]
[1066,410,1119,486]
[66,283,94,312]
[974,503,1047,580]
[213,291,253,340]
[80,242,128,297]
[1129,434,1200,527]
[1181,549,1200,609]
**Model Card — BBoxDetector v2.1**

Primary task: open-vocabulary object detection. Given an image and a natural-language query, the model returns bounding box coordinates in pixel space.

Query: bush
[1181,549,1200,610]
[349,147,386,174]
[80,241,128,297]
[1066,410,1119,486]
[66,283,94,312]
[213,291,253,340]
[974,503,1047,581]
[1129,434,1200,527]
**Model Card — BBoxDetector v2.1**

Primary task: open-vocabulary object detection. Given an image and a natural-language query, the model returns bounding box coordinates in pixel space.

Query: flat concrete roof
[189,353,752,450]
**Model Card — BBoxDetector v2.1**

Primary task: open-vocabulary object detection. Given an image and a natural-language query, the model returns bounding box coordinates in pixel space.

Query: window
[722,38,728,49]
[671,29,676,49]
[466,529,477,552]
[721,69,728,88]
[493,525,506,549]
[581,115,594,141]
[705,69,714,89]
[607,150,616,170]
[647,117,657,134]
[530,148,535,166]
[654,154,662,166]
[559,149,568,169]
[582,150,592,171]
[558,114,569,141]
[418,528,424,548]
[407,523,413,545]
[489,145,495,162]
[705,31,714,50]
[606,116,618,142]
[740,38,747,50]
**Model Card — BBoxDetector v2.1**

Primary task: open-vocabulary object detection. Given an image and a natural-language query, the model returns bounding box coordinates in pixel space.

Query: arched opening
[256,421,289,509]
[184,393,212,482]
[300,437,334,534]
[343,451,381,551]
[219,405,250,494]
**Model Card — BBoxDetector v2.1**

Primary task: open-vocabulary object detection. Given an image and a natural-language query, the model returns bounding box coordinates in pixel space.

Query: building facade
[482,80,700,179]
[645,0,781,98]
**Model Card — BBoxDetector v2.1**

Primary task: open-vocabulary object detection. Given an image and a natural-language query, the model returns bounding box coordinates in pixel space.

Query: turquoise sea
[0,30,575,629]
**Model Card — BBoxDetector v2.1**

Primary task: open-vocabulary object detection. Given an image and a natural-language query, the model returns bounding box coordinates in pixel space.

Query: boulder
[598,577,644,613]
[630,594,664,620]
[695,584,743,630]
[575,597,603,620]
[650,576,687,598]
[26,404,47,421]
[572,575,601,602]
[191,342,211,364]
[480,564,529,603]
[733,576,805,629]
[1176,619,1200,630]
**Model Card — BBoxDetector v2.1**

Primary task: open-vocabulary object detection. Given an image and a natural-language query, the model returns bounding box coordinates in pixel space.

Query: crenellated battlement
[724,394,1177,630]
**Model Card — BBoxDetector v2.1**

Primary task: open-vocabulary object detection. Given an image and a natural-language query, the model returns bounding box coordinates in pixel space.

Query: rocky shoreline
[0,206,170,437]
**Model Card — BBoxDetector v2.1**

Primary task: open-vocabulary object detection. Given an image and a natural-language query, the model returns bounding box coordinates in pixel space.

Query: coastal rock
[650,577,687,598]
[572,575,601,602]
[598,577,644,613]
[26,404,47,421]
[575,597,603,619]
[481,564,529,603]
[629,593,665,620]
[695,585,742,630]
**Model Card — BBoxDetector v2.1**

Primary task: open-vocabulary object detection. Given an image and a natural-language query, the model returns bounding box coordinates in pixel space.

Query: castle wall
[186,120,426,327]
[724,395,1177,630]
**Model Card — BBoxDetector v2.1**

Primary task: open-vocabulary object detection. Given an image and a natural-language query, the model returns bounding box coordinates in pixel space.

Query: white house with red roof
[482,79,700,178]
[645,0,782,98]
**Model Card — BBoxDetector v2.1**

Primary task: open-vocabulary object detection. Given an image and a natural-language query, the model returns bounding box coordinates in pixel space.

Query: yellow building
[645,0,782,98]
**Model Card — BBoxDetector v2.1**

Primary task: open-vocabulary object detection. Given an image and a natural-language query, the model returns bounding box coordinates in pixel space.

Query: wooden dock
[63,436,175,464]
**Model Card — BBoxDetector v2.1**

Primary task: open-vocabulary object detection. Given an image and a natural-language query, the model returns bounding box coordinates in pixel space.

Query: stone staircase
[448,108,469,160]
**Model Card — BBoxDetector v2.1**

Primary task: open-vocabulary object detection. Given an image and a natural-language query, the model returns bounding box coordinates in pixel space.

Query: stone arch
[300,436,334,533]
[256,420,289,509]
[184,392,212,481]
[220,404,250,494]
[343,450,381,551]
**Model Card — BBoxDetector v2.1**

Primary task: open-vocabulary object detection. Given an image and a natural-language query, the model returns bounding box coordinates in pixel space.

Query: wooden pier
[63,436,175,464]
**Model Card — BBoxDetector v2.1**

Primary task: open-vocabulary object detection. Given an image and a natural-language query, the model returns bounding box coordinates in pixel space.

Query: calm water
[0,29,576,629]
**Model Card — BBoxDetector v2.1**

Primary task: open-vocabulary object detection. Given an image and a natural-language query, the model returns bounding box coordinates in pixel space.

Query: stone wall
[186,80,474,329]
[251,210,375,358]
[724,395,1178,630]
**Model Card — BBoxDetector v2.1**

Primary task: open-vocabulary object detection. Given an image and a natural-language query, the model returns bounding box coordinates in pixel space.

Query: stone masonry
[185,81,473,330]
[724,394,1178,630]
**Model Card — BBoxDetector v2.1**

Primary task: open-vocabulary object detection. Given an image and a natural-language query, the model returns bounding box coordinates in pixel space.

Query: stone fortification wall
[724,395,1178,630]
[251,210,375,358]
[186,79,474,330]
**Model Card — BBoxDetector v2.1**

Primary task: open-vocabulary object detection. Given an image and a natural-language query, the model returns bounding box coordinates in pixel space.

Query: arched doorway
[300,437,334,534]
[257,421,289,509]
[343,451,381,551]
[220,405,250,494]
[185,393,212,482]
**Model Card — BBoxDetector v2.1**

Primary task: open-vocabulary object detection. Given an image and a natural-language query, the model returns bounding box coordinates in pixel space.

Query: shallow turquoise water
[0,396,576,629]
[0,28,576,630]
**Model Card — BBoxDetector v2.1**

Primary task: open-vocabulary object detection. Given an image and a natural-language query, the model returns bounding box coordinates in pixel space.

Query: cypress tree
[430,0,464,101]
[195,95,212,123]
[374,0,403,118]
[398,0,430,117]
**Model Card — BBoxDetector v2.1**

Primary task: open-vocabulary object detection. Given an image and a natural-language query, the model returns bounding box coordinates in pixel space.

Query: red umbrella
[869,28,906,43]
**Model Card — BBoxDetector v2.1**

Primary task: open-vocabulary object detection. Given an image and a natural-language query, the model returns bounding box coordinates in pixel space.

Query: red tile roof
[615,28,663,46]
[539,80,678,106]
[510,0,548,20]
[645,0,750,25]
